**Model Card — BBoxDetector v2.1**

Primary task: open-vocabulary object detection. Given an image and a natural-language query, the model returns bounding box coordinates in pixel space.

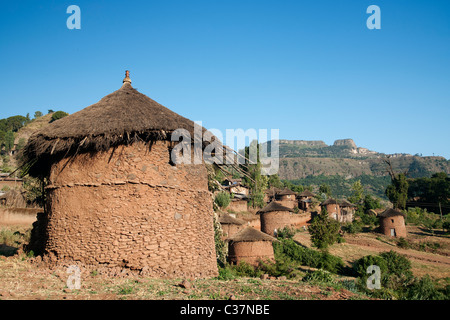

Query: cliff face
[268,139,450,181]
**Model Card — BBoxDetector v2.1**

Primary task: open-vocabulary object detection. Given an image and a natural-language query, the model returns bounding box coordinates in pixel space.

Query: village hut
[320,198,341,221]
[227,226,276,266]
[378,208,407,238]
[21,71,219,278]
[297,190,315,211]
[257,201,294,236]
[338,199,356,223]
[218,212,246,240]
[275,188,298,209]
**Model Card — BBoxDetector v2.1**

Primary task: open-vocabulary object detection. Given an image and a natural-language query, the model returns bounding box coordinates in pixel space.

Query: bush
[276,226,297,239]
[274,239,344,274]
[214,192,231,209]
[50,111,69,123]
[396,237,410,249]
[342,220,363,234]
[302,269,334,285]
[405,275,446,300]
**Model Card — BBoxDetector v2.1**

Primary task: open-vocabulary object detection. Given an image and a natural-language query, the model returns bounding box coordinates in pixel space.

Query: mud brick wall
[221,223,245,240]
[260,211,292,236]
[380,215,407,238]
[277,197,297,209]
[225,199,248,213]
[228,241,274,266]
[31,141,218,278]
[289,212,312,228]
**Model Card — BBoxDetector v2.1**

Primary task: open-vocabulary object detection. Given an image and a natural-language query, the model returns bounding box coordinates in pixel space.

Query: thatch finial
[123,70,132,85]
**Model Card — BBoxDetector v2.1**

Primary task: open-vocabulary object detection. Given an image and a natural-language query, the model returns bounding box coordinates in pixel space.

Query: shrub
[396,237,410,249]
[405,275,446,300]
[342,220,363,234]
[276,226,297,239]
[214,192,231,209]
[302,269,334,285]
[50,111,69,123]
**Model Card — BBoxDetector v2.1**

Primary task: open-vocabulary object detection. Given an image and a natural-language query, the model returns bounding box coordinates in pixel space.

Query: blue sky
[1,0,449,158]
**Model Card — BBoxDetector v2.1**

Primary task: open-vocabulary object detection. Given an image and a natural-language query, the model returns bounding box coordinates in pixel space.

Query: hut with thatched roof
[297,190,315,211]
[378,208,407,238]
[338,199,356,223]
[274,188,298,209]
[227,226,276,266]
[21,71,219,278]
[257,201,294,236]
[218,212,246,240]
[320,198,341,221]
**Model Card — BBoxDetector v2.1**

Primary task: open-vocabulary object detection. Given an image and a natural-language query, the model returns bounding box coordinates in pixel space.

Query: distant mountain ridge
[262,139,450,180]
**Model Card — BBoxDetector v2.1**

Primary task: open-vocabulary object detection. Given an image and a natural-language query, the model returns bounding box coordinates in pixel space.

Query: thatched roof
[257,201,294,214]
[21,71,218,177]
[378,208,406,218]
[228,227,276,243]
[276,188,297,196]
[321,198,340,206]
[339,199,356,207]
[298,190,315,198]
[218,213,245,225]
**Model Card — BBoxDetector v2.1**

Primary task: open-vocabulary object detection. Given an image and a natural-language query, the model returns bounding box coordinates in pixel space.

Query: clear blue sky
[1,0,449,158]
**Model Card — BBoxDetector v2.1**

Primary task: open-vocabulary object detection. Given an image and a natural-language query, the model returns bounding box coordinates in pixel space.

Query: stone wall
[379,215,407,238]
[228,241,274,266]
[29,141,218,278]
[221,223,245,240]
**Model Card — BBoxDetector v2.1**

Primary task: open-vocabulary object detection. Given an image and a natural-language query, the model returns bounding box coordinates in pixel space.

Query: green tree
[318,184,331,198]
[214,191,231,209]
[4,130,15,152]
[348,180,365,206]
[34,111,43,119]
[50,111,69,123]
[241,140,268,208]
[308,208,340,250]
[386,173,409,210]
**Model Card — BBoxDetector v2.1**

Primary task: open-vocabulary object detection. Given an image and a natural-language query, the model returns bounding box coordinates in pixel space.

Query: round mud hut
[378,208,407,238]
[257,201,294,236]
[22,71,219,278]
[227,226,276,266]
[218,212,246,240]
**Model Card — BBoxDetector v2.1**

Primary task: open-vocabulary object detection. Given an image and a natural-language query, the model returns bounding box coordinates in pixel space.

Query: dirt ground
[0,253,368,300]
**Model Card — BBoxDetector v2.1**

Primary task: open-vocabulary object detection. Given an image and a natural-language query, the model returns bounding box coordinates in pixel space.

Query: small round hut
[298,190,315,211]
[257,201,294,236]
[22,71,219,278]
[218,212,246,240]
[378,208,407,238]
[227,226,276,266]
[320,198,341,221]
[275,188,298,209]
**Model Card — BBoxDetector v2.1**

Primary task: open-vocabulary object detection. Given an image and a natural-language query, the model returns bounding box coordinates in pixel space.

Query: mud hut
[378,208,407,238]
[227,226,276,266]
[21,71,219,278]
[257,201,294,236]
[218,212,246,240]
[297,190,315,211]
[320,198,341,221]
[275,188,298,209]
[338,199,356,223]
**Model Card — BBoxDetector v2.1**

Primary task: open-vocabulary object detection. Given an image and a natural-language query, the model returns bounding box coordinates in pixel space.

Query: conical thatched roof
[321,198,340,206]
[256,201,294,214]
[21,71,218,177]
[378,208,406,218]
[298,190,315,197]
[218,212,245,225]
[339,199,356,207]
[276,188,297,196]
[228,227,276,243]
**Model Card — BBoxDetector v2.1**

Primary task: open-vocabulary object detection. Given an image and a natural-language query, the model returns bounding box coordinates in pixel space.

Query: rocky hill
[263,139,450,198]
